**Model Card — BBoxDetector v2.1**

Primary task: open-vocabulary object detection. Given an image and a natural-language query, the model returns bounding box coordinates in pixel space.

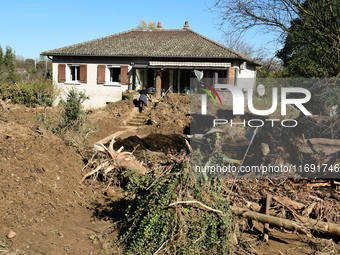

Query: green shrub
[59,88,89,129]
[36,88,94,152]
[122,92,134,100]
[0,78,57,107]
[119,162,232,255]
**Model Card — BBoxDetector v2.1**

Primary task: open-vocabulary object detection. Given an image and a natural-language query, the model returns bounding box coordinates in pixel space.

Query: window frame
[106,65,121,85]
[66,64,81,84]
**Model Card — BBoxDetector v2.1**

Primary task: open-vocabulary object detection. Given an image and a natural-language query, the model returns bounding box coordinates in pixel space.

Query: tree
[136,19,158,30]
[1,46,17,83]
[220,33,268,60]
[257,59,286,78]
[4,46,15,67]
[212,0,340,77]
[213,0,340,113]
[0,46,3,67]
[212,0,298,35]
[276,0,340,77]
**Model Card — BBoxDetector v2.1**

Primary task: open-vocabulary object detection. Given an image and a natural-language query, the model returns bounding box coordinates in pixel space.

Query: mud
[0,95,339,255]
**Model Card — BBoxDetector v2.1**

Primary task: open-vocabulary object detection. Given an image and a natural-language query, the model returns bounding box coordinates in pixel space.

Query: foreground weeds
[36,88,95,153]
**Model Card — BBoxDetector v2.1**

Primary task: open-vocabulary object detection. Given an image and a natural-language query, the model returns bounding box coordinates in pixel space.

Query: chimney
[183,21,190,29]
[156,22,163,29]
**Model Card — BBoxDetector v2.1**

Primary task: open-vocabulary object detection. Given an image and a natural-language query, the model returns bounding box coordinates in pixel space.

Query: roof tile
[41,28,257,63]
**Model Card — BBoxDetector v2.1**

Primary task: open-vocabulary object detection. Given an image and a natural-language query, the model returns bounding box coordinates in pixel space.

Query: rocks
[261,143,270,156]
[7,231,16,239]
[106,186,124,201]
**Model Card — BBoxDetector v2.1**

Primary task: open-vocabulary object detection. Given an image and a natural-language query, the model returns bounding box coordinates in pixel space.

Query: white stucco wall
[52,62,131,109]
[235,64,257,91]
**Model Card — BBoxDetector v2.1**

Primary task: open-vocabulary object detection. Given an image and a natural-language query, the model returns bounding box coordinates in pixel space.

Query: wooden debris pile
[81,138,147,187]
[81,136,189,187]
[81,132,340,247]
[297,115,340,173]
[225,178,340,239]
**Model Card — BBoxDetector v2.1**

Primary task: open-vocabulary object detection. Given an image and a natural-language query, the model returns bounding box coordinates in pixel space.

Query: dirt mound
[85,94,190,145]
[114,133,187,154]
[86,99,137,144]
[139,94,190,135]
[0,106,108,255]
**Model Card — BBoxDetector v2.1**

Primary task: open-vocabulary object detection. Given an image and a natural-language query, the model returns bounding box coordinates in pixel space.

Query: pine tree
[3,46,17,83]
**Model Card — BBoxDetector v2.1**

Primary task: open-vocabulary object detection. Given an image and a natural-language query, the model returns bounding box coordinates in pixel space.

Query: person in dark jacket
[138,87,151,112]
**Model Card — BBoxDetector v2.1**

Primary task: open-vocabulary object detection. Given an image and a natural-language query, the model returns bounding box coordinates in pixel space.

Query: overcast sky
[0,0,277,59]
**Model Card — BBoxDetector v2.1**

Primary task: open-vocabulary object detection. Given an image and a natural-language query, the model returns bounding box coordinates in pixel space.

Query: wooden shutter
[97,65,106,84]
[120,65,129,84]
[79,65,87,83]
[58,64,66,83]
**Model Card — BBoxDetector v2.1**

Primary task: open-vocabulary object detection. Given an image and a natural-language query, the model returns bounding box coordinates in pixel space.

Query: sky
[0,0,278,60]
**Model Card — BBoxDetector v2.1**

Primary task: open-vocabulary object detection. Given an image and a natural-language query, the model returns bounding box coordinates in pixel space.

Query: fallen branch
[307,139,318,154]
[99,138,147,174]
[185,139,193,154]
[307,182,333,188]
[81,162,109,183]
[263,194,272,242]
[169,200,223,214]
[230,205,340,238]
[302,202,317,217]
[331,192,340,201]
[272,195,305,210]
[168,149,187,164]
[306,138,340,146]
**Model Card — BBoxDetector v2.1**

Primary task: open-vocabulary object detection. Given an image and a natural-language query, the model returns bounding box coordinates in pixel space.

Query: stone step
[126,118,147,126]
[134,115,148,119]
[125,105,152,126]
[126,122,144,126]
[127,120,145,124]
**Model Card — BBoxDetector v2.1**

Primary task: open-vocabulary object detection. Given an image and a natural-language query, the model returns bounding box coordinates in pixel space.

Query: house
[41,21,261,109]
[17,68,27,74]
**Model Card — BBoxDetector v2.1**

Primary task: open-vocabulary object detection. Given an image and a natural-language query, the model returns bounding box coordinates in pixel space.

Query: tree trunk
[230,206,340,238]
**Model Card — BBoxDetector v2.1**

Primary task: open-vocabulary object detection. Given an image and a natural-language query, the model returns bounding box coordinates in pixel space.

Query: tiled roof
[41,28,258,64]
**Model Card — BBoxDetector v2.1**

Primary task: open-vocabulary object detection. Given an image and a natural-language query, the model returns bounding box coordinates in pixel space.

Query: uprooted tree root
[81,138,147,187]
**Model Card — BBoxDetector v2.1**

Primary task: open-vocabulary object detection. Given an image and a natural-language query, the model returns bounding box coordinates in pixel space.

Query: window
[66,64,87,84]
[70,65,80,81]
[97,64,128,85]
[108,66,120,82]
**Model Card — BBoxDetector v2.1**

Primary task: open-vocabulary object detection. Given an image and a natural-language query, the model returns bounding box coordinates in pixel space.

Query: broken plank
[272,195,305,210]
